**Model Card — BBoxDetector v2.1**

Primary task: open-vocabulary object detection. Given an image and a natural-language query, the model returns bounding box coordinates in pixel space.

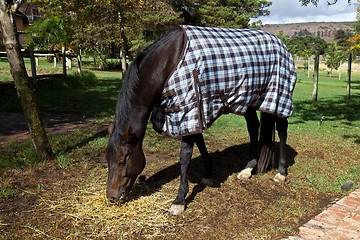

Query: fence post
[347,52,352,100]
[62,46,67,77]
[77,49,82,74]
[29,47,37,84]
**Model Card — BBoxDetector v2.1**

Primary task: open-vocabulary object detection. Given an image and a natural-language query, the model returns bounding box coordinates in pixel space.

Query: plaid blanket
[151,25,297,136]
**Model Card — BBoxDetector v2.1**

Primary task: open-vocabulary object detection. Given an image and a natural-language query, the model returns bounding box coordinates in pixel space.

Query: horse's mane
[113,27,182,136]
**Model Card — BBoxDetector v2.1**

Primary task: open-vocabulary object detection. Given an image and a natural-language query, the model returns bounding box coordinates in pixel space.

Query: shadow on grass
[351,80,360,90]
[63,128,108,154]
[293,93,360,123]
[0,126,109,172]
[129,142,297,205]
[35,76,121,118]
[0,73,121,118]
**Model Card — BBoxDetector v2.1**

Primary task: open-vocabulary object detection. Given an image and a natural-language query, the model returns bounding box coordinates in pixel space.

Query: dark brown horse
[106,25,296,215]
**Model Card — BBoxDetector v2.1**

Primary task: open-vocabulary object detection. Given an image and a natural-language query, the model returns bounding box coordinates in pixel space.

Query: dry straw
[39,180,179,239]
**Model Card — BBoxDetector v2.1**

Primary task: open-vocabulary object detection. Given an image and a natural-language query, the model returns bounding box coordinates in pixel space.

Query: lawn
[0,64,359,239]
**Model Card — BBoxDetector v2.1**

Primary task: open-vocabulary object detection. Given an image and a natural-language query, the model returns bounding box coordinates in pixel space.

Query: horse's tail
[256,112,275,173]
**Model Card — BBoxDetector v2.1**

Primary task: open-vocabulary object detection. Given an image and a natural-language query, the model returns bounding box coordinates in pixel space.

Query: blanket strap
[193,69,206,131]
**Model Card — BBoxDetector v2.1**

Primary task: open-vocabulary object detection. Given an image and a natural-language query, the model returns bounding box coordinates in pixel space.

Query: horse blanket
[151,25,297,137]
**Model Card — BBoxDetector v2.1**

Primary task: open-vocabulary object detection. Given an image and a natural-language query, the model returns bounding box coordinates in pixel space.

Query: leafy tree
[346,33,360,99]
[324,43,347,76]
[30,0,181,69]
[308,37,327,103]
[0,0,53,159]
[335,29,354,49]
[28,0,272,68]
[286,35,318,63]
[196,0,271,28]
[169,0,271,28]
[25,16,72,49]
[287,35,327,103]
[300,0,358,100]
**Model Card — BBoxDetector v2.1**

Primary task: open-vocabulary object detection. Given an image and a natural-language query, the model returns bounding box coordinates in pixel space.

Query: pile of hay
[40,180,180,239]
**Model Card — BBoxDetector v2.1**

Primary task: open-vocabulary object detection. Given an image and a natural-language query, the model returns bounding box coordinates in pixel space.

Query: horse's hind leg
[169,135,195,215]
[194,134,214,187]
[274,117,288,182]
[237,108,259,180]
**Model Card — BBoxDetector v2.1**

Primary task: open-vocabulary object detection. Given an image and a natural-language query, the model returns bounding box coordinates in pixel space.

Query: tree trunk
[62,45,67,76]
[0,1,53,159]
[312,53,320,103]
[29,47,37,84]
[118,10,129,76]
[77,49,82,74]
[347,52,352,100]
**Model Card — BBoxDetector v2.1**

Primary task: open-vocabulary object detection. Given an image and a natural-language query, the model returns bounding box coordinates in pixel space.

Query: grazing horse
[106,25,297,215]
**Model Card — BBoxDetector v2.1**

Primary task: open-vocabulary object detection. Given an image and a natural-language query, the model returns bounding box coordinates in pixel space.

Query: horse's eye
[119,154,129,166]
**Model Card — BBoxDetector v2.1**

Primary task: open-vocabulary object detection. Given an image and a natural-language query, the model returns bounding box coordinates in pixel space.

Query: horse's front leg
[274,117,288,182]
[169,135,194,215]
[237,108,259,180]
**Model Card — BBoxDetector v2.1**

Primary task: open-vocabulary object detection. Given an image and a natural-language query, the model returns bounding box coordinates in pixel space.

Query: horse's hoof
[169,204,185,215]
[237,168,253,180]
[273,173,286,182]
[201,177,215,187]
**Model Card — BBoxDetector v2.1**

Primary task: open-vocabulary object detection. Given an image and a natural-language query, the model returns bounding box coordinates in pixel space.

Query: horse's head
[106,124,145,203]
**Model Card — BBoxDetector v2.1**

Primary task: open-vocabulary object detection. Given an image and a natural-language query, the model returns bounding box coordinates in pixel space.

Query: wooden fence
[0,48,82,83]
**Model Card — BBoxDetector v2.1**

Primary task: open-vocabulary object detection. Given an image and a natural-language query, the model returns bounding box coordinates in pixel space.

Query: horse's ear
[108,122,114,135]
[122,126,137,144]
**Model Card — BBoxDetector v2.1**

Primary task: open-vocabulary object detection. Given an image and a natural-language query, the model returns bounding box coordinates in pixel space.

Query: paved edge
[283,188,360,240]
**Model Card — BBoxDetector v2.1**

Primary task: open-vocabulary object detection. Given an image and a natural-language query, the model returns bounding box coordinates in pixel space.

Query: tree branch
[301,0,351,6]
[327,0,351,5]
[327,0,338,5]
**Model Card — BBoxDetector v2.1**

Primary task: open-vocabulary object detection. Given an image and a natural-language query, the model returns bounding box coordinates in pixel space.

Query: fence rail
[0,48,81,83]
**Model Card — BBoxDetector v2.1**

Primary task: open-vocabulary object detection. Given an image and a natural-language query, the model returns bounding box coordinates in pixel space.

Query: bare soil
[0,112,338,239]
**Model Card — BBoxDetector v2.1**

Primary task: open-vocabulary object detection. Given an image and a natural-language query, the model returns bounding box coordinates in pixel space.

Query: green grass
[0,70,120,118]
[0,56,122,81]
[0,57,63,80]
[0,186,18,199]
[290,70,360,140]
[0,67,359,185]
[1,66,359,239]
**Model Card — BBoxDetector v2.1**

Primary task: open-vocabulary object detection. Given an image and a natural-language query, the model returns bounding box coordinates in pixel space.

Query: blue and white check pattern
[152,25,297,136]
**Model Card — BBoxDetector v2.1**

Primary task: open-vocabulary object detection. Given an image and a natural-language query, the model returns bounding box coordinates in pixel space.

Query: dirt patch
[0,151,336,239]
[0,111,340,239]
[0,111,102,142]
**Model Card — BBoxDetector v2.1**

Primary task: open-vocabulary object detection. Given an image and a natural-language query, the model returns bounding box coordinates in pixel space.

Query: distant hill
[262,22,355,42]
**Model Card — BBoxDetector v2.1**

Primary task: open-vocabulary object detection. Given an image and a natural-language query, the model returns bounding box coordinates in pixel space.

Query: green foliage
[25,16,72,49]
[0,186,18,199]
[335,29,354,49]
[31,0,272,58]
[276,30,288,45]
[0,140,43,170]
[287,35,328,57]
[299,0,320,6]
[126,0,182,54]
[56,154,74,169]
[171,0,271,28]
[197,3,249,28]
[324,43,348,72]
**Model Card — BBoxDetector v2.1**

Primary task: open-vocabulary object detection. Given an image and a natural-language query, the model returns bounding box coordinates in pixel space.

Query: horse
[106,25,297,215]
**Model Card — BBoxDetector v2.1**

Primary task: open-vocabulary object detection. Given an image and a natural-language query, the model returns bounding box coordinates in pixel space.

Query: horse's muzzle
[106,188,125,203]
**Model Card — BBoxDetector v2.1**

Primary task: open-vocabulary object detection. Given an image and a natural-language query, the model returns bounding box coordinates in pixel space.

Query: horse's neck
[118,28,185,140]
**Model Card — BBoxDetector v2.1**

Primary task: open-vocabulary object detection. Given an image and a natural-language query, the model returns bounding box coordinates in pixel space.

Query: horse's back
[152,25,297,137]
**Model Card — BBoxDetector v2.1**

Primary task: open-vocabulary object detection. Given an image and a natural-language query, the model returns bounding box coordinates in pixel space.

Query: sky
[256,0,358,24]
